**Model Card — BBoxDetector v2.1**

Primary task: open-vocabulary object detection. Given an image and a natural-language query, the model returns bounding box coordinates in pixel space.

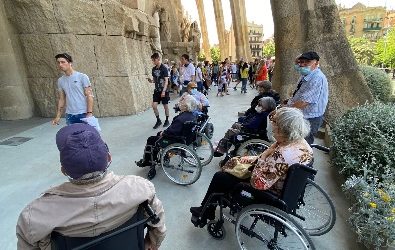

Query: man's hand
[52,117,61,125]
[147,78,153,83]
[161,91,165,98]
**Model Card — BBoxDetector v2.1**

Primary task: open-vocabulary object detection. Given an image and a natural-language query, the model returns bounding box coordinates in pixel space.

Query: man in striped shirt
[287,51,328,144]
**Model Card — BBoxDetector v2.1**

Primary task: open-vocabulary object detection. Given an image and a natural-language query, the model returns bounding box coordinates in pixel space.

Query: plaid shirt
[288,68,328,119]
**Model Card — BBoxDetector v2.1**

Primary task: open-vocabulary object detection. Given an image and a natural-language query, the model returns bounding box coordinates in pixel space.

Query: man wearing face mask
[186,82,209,115]
[287,51,328,144]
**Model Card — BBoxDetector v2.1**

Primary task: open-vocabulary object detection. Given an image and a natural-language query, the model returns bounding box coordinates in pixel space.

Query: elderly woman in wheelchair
[136,94,205,184]
[190,107,316,248]
[213,96,276,158]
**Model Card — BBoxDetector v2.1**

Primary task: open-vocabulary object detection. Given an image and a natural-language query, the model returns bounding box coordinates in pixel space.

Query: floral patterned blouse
[247,139,313,196]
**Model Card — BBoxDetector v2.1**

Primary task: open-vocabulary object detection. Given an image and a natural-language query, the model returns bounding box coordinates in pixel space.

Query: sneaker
[233,87,237,91]
[163,120,170,127]
[190,206,216,220]
[190,206,203,216]
[153,120,162,129]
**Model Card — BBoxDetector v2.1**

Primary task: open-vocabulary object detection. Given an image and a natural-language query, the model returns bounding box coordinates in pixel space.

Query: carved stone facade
[0,0,374,122]
[0,0,200,119]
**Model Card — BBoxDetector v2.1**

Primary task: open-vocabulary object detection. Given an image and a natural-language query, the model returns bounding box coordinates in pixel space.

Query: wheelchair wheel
[235,204,315,250]
[236,139,271,157]
[292,179,336,236]
[160,143,202,185]
[207,221,226,240]
[204,123,214,139]
[193,132,214,166]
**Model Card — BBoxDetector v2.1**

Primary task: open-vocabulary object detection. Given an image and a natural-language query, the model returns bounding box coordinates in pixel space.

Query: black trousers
[143,135,160,163]
[201,171,250,206]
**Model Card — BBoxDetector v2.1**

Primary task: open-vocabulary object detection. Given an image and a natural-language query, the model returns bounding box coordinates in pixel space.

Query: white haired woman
[136,94,197,167]
[190,107,313,224]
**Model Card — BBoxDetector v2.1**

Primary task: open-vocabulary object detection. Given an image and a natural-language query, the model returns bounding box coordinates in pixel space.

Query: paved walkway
[0,84,365,249]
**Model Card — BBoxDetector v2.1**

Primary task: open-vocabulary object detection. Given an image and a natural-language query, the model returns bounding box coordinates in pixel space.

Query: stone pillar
[195,0,211,61]
[229,0,251,61]
[0,0,33,120]
[271,0,373,122]
[212,0,226,61]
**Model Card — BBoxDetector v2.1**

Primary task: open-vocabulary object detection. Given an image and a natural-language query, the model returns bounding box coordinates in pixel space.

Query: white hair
[179,94,197,112]
[275,107,310,141]
[258,97,276,112]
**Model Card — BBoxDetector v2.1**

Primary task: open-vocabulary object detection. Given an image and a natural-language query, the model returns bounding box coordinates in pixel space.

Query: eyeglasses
[269,113,277,124]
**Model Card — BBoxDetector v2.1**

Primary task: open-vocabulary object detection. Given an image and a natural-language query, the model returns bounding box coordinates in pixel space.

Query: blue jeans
[306,116,323,144]
[197,81,203,92]
[241,78,247,92]
[66,113,87,125]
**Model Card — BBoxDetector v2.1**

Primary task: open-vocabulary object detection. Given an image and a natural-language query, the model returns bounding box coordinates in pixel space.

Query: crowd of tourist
[15,50,328,249]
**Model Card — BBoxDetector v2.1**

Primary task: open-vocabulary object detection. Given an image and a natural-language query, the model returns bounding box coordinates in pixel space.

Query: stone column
[229,0,251,61]
[0,0,33,120]
[271,0,373,122]
[195,0,211,61]
[212,0,226,61]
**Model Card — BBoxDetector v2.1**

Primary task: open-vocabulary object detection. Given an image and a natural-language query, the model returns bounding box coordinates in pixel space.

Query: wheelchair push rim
[292,179,336,236]
[236,139,271,157]
[193,132,214,167]
[235,204,315,250]
[160,143,202,185]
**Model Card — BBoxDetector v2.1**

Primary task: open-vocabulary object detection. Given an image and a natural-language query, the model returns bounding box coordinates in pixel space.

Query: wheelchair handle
[142,200,160,225]
[310,144,330,153]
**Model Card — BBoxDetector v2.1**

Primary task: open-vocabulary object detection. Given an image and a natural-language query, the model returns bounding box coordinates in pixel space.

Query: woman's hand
[239,156,252,164]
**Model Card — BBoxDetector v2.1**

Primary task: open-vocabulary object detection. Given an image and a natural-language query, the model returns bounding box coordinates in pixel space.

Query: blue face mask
[293,64,300,72]
[299,66,312,76]
[191,89,198,95]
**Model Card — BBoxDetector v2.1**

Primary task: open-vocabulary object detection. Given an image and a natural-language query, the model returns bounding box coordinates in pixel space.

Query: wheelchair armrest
[141,200,160,225]
[161,133,186,142]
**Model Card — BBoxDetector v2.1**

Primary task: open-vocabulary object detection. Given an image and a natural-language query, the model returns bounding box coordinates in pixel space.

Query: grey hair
[179,94,197,112]
[258,97,276,112]
[276,107,310,141]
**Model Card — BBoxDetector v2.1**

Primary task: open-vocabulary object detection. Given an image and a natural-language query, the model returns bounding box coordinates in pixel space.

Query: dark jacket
[241,111,270,132]
[163,112,195,137]
[245,91,280,116]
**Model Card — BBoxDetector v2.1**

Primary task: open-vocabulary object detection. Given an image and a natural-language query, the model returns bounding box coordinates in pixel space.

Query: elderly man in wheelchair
[190,107,317,248]
[214,97,276,162]
[136,94,206,184]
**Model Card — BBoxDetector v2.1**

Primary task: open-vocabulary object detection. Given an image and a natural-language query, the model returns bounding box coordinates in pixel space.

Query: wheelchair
[51,200,159,250]
[191,164,317,249]
[220,140,336,237]
[173,105,214,167]
[218,129,272,168]
[142,121,205,185]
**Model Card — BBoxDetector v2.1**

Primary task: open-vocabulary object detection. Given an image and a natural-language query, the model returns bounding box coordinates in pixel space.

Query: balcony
[363,26,382,31]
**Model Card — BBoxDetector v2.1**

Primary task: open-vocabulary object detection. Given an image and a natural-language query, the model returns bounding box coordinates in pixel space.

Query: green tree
[262,40,275,58]
[210,46,221,62]
[197,52,206,62]
[347,36,376,65]
[374,28,395,68]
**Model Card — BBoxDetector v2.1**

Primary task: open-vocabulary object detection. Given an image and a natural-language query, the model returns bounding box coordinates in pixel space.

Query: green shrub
[360,65,392,103]
[343,176,395,249]
[331,102,395,179]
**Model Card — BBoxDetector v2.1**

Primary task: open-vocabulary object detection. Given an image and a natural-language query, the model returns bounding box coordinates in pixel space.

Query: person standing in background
[52,53,94,126]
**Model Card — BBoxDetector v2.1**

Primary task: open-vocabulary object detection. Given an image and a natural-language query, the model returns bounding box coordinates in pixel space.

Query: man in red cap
[16,124,166,250]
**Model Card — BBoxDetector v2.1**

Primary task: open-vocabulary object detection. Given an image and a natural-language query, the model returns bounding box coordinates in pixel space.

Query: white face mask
[255,106,263,113]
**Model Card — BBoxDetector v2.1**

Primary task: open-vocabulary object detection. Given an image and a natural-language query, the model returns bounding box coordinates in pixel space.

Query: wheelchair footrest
[191,215,207,228]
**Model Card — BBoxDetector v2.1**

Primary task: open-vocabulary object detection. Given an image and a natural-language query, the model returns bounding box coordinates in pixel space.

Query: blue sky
[181,0,395,45]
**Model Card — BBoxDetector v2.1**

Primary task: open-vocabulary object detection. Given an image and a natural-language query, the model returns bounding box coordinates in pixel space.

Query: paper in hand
[81,116,101,132]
